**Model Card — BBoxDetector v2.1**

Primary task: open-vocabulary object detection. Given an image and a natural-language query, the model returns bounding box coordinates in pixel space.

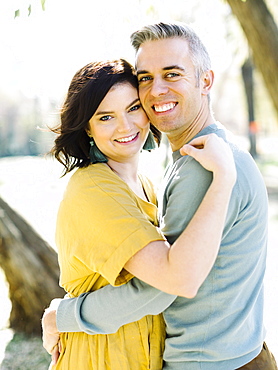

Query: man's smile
[152,102,177,113]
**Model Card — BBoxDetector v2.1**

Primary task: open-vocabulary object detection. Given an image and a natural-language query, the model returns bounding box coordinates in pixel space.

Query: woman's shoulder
[68,163,119,187]
[65,163,134,201]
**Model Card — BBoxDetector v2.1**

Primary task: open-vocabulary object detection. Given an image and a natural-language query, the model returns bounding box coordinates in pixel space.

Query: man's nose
[150,77,169,97]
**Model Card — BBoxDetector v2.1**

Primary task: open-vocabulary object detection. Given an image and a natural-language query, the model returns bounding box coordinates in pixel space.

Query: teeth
[116,133,137,143]
[153,103,176,112]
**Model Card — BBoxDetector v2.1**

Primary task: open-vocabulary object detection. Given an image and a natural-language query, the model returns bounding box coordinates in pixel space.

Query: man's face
[135,37,208,136]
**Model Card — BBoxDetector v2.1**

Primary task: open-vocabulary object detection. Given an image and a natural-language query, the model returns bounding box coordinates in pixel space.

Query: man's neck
[168,114,215,152]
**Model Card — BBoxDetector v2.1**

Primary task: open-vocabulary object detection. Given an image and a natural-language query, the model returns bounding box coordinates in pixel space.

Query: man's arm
[57,278,176,334]
[42,278,176,354]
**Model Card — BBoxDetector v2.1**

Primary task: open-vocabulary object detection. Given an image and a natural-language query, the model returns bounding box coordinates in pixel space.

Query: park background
[0,0,277,368]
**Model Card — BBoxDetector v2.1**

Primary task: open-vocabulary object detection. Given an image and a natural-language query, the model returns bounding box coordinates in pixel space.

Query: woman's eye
[129,104,141,112]
[100,115,112,122]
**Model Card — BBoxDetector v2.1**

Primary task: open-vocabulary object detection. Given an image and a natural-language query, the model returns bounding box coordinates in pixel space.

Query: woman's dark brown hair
[50,59,161,175]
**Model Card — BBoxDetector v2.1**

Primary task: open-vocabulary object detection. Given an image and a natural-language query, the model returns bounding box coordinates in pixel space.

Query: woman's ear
[85,129,91,138]
[201,70,214,96]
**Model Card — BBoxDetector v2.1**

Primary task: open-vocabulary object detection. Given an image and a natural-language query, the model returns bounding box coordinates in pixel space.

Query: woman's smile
[114,132,139,143]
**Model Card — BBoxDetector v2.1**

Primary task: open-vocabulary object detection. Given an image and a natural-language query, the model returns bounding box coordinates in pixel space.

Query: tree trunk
[226,0,278,118]
[241,57,258,157]
[0,196,64,336]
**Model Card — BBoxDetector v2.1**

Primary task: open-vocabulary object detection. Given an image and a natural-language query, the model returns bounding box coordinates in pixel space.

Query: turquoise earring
[143,131,157,151]
[89,138,108,164]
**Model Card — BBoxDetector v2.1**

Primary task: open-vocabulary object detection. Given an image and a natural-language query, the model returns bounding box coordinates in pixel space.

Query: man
[43,22,277,369]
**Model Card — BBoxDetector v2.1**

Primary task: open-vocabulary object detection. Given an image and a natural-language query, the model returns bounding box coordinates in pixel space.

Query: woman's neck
[107,157,147,201]
[107,156,138,182]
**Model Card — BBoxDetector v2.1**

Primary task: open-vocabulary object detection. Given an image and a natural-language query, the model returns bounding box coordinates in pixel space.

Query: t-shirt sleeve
[161,157,213,245]
[56,168,165,287]
[57,278,176,334]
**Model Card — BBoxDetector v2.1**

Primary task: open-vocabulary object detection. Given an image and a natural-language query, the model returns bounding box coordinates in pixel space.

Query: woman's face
[88,82,150,162]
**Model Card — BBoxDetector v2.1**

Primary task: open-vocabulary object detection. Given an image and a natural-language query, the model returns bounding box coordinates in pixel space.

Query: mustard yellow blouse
[54,163,166,370]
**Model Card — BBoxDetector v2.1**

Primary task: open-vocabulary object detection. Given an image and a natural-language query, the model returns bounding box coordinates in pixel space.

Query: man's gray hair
[130,22,211,83]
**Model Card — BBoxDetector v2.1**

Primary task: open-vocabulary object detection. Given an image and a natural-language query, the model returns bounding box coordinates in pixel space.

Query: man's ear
[201,70,214,96]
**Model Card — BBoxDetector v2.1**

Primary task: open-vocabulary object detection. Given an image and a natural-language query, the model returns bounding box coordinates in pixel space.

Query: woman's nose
[117,115,132,132]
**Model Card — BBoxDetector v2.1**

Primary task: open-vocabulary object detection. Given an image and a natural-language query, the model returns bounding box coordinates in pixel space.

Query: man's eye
[166,72,179,78]
[129,104,141,112]
[100,115,112,121]
[138,76,152,83]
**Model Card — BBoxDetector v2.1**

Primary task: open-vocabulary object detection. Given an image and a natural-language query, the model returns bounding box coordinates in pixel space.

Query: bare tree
[0,197,64,335]
[226,0,278,117]
[241,57,258,157]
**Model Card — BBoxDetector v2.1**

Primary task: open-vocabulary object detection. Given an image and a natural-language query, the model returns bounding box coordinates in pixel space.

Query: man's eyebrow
[137,65,185,75]
[163,65,185,72]
[137,70,149,76]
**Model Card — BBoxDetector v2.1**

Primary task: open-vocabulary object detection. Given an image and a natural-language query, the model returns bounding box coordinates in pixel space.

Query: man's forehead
[135,38,190,72]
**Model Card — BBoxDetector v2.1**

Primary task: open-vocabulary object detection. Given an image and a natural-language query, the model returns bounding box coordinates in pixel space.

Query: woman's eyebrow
[126,98,140,110]
[95,98,140,116]
[95,110,113,116]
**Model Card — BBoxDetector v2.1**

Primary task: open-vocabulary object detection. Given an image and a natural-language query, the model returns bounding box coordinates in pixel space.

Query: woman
[46,59,236,369]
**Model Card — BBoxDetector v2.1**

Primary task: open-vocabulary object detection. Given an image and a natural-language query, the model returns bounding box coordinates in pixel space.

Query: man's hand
[48,344,60,369]
[42,299,62,364]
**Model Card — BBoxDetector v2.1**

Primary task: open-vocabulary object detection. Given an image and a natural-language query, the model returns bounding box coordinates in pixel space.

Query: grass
[0,333,50,370]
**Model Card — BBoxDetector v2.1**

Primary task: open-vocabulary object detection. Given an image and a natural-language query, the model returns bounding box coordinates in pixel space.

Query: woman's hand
[180,134,236,186]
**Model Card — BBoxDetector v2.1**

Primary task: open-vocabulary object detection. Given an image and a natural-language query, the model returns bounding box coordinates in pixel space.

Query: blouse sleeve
[56,166,165,287]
